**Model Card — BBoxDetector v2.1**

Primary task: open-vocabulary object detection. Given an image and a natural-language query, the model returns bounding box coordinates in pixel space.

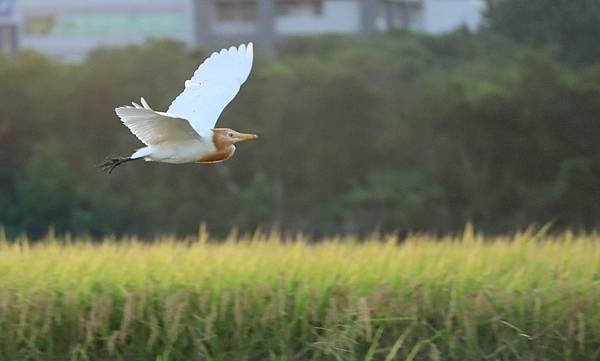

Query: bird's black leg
[97,156,138,174]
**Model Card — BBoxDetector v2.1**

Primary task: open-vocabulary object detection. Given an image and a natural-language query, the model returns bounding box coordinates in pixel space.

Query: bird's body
[100,43,257,173]
[139,129,246,164]
[142,139,217,164]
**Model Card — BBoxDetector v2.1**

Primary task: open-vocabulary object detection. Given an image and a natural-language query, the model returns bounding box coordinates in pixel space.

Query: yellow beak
[235,132,258,142]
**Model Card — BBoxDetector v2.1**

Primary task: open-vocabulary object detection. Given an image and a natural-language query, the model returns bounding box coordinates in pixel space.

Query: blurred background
[0,0,599,238]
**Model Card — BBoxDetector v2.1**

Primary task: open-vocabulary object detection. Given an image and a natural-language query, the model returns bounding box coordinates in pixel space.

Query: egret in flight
[100,43,257,173]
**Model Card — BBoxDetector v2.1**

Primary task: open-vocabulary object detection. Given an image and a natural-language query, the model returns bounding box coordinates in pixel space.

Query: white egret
[100,43,257,173]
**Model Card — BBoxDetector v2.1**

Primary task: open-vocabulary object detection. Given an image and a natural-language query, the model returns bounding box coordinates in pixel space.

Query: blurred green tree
[0,33,599,238]
[485,0,600,64]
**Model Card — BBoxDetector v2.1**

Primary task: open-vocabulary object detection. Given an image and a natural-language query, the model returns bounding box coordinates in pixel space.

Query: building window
[216,0,258,21]
[380,0,423,30]
[277,0,322,16]
[23,15,186,38]
[24,16,56,35]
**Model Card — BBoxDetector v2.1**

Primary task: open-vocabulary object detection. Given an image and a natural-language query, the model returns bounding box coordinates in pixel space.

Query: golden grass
[0,227,598,360]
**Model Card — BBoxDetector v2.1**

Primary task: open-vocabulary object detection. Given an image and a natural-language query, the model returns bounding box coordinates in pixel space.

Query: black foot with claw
[97,157,135,174]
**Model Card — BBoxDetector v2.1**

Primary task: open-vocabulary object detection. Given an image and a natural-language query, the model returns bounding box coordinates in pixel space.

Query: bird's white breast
[146,138,216,164]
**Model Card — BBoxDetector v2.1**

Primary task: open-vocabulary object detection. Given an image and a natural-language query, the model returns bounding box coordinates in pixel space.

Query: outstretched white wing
[115,98,199,146]
[166,43,254,138]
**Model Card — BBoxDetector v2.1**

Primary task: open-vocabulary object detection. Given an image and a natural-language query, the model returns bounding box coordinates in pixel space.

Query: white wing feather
[166,43,254,137]
[115,99,199,146]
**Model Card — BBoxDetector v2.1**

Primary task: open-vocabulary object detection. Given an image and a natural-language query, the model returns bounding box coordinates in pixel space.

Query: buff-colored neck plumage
[196,129,235,163]
[197,128,257,163]
[212,128,236,150]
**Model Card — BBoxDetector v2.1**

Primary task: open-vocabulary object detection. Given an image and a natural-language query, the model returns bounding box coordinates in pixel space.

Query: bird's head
[212,128,258,146]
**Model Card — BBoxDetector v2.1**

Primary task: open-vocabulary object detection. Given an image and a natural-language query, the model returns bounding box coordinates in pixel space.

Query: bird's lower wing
[115,100,200,146]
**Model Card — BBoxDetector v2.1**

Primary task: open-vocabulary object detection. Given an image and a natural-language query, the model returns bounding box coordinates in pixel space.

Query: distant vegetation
[1,0,600,238]
[0,230,597,360]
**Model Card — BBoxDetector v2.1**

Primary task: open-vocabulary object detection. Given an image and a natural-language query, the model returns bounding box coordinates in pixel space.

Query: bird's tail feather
[131,146,152,159]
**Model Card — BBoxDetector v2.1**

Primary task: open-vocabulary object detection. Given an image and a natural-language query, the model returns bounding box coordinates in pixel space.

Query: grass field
[0,227,598,361]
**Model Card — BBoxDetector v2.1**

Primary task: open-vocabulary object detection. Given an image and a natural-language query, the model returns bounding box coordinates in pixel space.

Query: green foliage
[0,32,599,237]
[344,170,444,231]
[0,232,598,360]
[484,0,600,64]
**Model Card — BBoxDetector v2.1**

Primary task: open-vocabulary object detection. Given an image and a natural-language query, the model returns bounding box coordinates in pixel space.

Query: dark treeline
[1,0,599,238]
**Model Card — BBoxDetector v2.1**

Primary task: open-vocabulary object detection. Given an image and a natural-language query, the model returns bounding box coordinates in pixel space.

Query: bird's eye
[228,132,234,137]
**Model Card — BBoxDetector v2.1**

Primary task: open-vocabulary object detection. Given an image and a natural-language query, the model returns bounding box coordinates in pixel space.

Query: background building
[16,0,191,60]
[192,0,485,51]
[10,0,485,60]
[0,0,18,54]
